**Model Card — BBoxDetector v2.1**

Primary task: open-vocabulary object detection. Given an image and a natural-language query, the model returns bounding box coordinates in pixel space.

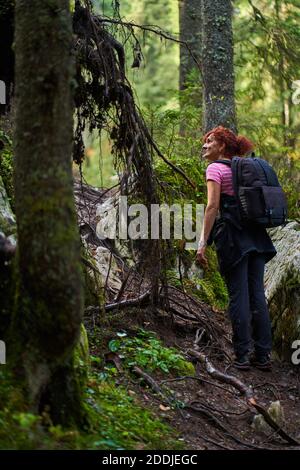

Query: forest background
[81,0,300,223]
[0,0,299,452]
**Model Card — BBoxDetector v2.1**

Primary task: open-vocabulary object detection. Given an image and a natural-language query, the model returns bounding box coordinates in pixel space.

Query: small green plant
[108,329,195,376]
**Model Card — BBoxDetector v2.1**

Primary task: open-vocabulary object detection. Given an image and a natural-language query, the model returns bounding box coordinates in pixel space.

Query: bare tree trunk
[201,0,237,133]
[179,0,202,91]
[13,0,85,425]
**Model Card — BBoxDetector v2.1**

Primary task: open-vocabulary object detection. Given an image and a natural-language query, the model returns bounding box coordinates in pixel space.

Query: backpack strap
[211,159,232,167]
[231,157,240,199]
[207,158,239,198]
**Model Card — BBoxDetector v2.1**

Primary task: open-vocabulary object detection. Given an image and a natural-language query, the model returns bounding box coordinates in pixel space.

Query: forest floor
[85,303,300,451]
[78,180,300,451]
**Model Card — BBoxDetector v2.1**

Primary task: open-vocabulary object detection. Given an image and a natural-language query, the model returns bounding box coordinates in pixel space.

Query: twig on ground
[188,348,300,447]
[200,434,234,450]
[132,365,185,418]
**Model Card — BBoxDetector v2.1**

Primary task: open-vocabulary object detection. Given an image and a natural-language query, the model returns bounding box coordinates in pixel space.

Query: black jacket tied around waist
[208,193,277,275]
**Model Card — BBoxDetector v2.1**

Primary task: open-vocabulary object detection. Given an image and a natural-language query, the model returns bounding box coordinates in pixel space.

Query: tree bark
[13,0,85,425]
[201,0,237,133]
[178,0,202,91]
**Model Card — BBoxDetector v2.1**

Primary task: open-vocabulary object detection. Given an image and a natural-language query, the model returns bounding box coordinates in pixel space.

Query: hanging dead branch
[72,0,199,302]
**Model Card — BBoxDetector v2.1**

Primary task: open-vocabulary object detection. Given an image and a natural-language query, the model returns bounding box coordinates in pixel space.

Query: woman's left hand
[196,246,208,268]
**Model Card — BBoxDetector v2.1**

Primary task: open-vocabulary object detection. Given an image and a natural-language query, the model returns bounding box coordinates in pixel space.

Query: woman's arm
[196,180,221,267]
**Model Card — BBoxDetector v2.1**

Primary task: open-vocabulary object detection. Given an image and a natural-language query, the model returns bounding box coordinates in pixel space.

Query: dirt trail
[77,180,300,450]
[85,302,300,450]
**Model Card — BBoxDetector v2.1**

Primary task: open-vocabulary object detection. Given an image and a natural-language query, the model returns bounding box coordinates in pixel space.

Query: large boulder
[265,222,300,360]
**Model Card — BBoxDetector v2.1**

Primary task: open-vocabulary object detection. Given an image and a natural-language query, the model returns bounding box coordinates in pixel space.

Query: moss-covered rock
[265,222,300,360]
[0,132,14,211]
[0,174,16,238]
[82,242,104,310]
[74,323,90,388]
[168,246,228,310]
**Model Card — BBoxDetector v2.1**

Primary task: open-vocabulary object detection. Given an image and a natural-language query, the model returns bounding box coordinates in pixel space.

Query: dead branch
[189,399,248,417]
[141,123,196,189]
[188,349,300,446]
[185,403,257,449]
[200,434,234,450]
[253,402,300,446]
[96,18,202,73]
[132,365,175,408]
[114,267,133,302]
[105,289,151,311]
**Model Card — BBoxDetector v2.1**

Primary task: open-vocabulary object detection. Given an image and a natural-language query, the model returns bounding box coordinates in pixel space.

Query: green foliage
[85,379,184,450]
[142,97,205,206]
[108,328,195,376]
[88,0,299,219]
[124,0,178,107]
[0,130,14,211]
[165,247,228,311]
[234,0,300,217]
[0,363,184,450]
[77,131,118,188]
[195,247,229,311]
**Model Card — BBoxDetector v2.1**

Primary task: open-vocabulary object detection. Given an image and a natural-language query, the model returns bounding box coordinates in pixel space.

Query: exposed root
[188,348,300,447]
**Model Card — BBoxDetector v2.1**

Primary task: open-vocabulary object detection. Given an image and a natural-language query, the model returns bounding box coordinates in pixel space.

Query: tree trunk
[201,0,237,133]
[178,0,202,91]
[13,0,85,425]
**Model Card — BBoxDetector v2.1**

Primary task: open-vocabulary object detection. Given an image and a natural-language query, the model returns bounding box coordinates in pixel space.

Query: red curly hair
[203,126,254,158]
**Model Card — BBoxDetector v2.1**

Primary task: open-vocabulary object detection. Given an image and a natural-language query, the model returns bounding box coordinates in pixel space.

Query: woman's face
[202,134,225,161]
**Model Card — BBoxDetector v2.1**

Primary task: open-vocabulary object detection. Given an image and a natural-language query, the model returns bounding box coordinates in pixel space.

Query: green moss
[269,266,300,360]
[0,132,14,211]
[0,212,15,237]
[73,324,90,388]
[166,247,228,311]
[81,244,104,310]
[0,360,185,450]
[84,380,184,450]
[195,247,228,310]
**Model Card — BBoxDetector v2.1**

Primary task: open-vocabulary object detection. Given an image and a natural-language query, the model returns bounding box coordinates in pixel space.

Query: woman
[196,126,276,371]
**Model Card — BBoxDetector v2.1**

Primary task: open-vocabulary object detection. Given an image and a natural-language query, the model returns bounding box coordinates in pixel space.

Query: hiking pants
[224,252,272,358]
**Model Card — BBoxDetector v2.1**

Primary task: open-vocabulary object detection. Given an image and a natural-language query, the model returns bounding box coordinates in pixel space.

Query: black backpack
[214,155,288,228]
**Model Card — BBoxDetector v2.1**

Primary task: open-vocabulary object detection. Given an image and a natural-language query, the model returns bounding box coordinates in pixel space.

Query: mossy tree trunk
[201,0,237,133]
[13,0,85,425]
[178,0,202,91]
[178,0,202,133]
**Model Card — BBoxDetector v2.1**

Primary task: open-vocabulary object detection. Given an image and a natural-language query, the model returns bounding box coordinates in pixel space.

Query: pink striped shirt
[206,162,234,196]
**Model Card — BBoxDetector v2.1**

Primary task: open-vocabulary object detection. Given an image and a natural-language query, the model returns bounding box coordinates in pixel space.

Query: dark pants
[224,252,272,358]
